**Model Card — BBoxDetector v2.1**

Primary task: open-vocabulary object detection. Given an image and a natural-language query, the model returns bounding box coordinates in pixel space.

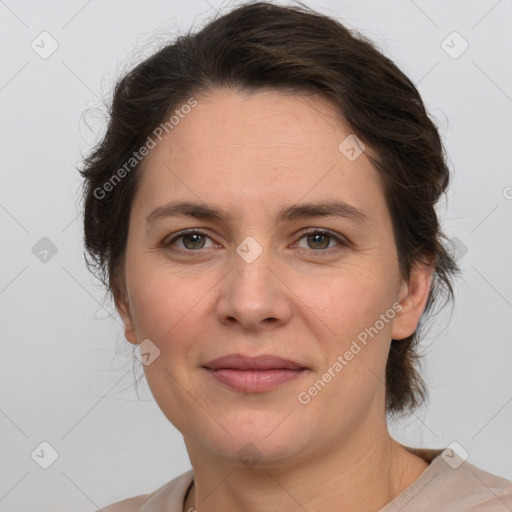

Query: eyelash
[162,228,349,256]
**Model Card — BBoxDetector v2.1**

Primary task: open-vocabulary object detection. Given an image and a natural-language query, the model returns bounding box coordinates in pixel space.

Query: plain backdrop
[1,0,511,510]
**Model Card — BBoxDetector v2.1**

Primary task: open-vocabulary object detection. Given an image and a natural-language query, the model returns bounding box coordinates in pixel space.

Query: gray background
[1,0,511,510]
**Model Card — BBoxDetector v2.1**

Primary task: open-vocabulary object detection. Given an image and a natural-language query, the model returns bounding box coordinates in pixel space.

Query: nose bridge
[215,235,291,329]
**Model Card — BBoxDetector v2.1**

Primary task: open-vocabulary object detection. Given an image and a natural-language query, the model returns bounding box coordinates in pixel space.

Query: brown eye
[306,232,332,250]
[181,233,207,250]
[295,230,346,253]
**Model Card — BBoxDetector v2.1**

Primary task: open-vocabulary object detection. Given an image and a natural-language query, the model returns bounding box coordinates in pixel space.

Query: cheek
[125,268,210,427]
[296,275,396,413]
[302,266,399,342]
[128,269,200,347]
[296,269,398,399]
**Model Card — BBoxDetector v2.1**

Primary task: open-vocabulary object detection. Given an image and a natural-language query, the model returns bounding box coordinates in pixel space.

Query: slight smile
[202,353,310,393]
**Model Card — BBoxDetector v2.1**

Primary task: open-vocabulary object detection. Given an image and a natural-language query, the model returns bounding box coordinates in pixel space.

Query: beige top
[100,446,512,512]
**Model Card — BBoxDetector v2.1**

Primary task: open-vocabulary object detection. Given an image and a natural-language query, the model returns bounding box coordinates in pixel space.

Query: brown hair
[79,1,458,415]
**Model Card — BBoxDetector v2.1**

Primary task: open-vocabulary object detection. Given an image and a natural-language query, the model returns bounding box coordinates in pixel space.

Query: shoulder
[400,447,512,511]
[453,457,512,510]
[100,494,151,512]
[97,469,194,512]
[385,446,512,511]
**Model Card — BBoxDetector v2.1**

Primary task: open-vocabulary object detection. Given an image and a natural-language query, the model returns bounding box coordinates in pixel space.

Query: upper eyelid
[165,228,348,249]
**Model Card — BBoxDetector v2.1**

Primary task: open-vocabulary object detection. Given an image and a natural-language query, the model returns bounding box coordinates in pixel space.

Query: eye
[164,229,216,251]
[162,228,348,255]
[294,229,347,254]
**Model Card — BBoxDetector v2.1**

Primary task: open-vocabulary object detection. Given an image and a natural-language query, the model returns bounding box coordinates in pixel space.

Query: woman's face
[117,88,430,467]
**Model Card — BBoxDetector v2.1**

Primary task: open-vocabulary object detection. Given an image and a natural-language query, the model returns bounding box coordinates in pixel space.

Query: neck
[183,433,428,512]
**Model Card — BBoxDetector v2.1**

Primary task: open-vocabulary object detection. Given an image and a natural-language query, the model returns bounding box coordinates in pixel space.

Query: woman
[80,2,512,511]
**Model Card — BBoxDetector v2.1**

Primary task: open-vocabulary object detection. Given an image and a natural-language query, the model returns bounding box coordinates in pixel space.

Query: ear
[391,259,434,341]
[114,289,138,346]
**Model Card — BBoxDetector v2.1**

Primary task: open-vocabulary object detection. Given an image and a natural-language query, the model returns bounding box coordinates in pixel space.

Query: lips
[202,353,306,371]
[202,353,308,392]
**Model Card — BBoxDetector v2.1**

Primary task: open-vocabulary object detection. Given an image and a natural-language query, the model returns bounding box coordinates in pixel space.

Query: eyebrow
[146,200,369,226]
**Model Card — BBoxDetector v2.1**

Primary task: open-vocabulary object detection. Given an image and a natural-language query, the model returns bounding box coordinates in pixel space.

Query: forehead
[134,87,385,221]
[157,87,349,165]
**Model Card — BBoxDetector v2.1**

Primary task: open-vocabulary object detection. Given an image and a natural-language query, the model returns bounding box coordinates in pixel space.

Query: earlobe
[391,262,434,341]
[115,293,138,345]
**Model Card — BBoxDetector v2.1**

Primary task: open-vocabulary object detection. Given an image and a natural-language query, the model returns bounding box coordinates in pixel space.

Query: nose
[215,243,293,332]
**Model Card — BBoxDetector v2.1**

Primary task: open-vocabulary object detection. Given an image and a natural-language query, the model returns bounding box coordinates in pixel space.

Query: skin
[117,87,433,512]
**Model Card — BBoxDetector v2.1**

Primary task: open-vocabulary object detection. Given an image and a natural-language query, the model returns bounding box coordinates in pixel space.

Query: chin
[185,411,315,469]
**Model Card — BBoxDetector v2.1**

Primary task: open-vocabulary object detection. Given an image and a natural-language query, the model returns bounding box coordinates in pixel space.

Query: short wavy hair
[79,1,458,416]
